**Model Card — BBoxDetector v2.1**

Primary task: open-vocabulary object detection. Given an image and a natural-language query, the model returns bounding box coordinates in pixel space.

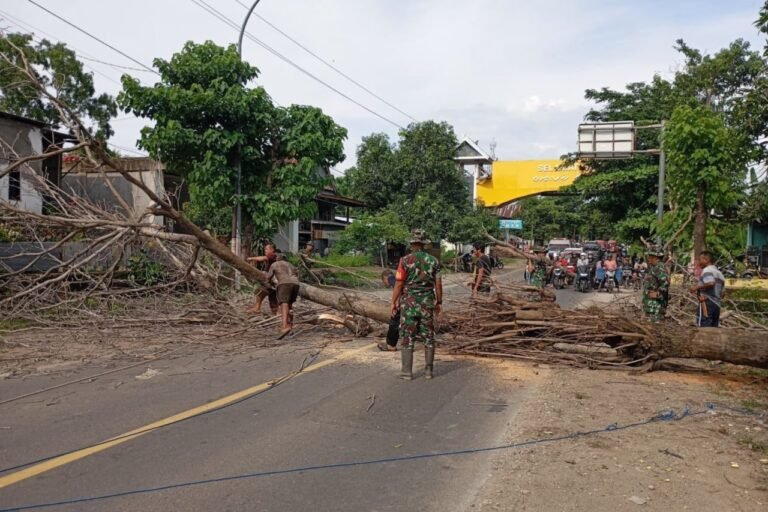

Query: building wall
[0,117,45,214]
[61,170,165,224]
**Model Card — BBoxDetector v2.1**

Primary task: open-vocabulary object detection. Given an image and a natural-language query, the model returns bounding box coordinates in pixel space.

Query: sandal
[377,342,397,352]
[277,328,292,340]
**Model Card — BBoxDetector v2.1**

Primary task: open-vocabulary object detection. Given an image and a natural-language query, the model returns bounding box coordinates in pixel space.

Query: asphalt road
[1,262,609,512]
[0,340,528,512]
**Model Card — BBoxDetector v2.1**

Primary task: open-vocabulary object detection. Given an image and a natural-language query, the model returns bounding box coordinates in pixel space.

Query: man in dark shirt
[247,243,278,315]
[472,242,493,298]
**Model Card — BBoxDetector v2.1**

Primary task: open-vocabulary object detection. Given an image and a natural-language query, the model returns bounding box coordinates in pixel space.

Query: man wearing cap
[643,247,670,323]
[390,230,443,380]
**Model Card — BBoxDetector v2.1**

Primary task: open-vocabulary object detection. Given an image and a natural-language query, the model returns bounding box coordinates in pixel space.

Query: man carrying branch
[391,230,443,380]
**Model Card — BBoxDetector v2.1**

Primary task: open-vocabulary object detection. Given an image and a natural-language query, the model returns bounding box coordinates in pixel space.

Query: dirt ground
[469,364,768,511]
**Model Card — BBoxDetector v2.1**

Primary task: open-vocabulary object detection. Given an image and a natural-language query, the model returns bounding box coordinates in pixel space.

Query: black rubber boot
[400,348,413,380]
[424,346,435,380]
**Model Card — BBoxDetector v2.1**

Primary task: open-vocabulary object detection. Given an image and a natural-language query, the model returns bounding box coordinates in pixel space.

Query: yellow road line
[0,343,375,490]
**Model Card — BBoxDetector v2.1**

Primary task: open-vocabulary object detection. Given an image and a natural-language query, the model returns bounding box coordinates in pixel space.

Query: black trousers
[697,298,721,328]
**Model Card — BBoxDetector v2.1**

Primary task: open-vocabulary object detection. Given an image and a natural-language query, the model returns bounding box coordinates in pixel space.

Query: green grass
[741,398,768,413]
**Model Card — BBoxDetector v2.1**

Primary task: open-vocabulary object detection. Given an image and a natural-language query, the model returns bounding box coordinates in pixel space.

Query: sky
[2,0,766,172]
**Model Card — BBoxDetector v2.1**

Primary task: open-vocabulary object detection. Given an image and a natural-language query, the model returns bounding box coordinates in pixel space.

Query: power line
[0,13,123,86]
[79,55,155,73]
[26,0,158,76]
[233,0,417,123]
[190,0,405,130]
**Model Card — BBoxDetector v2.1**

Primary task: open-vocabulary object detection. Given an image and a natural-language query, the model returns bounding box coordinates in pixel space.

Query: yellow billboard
[476,160,581,206]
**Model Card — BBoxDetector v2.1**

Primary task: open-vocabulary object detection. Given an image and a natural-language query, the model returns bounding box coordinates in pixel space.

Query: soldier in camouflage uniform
[529,247,549,290]
[642,247,669,323]
[390,230,443,380]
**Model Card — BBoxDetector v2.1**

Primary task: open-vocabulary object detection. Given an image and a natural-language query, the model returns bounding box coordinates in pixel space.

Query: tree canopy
[344,121,471,241]
[119,41,347,239]
[0,32,116,138]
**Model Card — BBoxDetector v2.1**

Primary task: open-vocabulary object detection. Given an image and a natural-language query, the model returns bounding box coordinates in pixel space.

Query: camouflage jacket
[396,251,441,301]
[644,262,670,296]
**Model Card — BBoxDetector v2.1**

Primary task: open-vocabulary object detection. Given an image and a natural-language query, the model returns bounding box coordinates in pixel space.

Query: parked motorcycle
[490,256,504,270]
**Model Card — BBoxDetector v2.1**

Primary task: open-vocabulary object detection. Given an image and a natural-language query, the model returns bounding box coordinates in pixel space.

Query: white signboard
[578,122,635,159]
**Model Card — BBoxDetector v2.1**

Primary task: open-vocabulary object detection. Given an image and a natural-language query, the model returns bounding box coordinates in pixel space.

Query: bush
[127,250,168,286]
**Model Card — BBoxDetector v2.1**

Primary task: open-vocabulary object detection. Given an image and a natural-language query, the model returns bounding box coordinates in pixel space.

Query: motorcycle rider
[576,252,590,290]
[601,254,619,291]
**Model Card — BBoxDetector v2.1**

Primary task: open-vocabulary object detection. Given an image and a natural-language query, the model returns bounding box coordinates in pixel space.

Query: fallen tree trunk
[298,282,768,368]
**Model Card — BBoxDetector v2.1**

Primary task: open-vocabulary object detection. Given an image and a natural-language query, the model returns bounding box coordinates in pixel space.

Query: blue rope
[0,403,728,512]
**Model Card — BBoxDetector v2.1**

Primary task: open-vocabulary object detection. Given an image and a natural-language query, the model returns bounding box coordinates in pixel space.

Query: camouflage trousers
[643,297,667,323]
[530,268,547,290]
[399,297,436,350]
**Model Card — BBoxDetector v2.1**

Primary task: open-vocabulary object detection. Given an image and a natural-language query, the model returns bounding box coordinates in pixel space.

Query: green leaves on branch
[664,105,748,212]
[118,41,347,238]
[335,210,410,254]
[345,121,472,241]
[0,32,117,138]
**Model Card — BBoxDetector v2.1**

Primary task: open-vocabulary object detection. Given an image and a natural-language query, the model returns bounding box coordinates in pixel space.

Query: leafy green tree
[345,121,470,239]
[119,41,347,241]
[0,32,116,138]
[664,105,749,257]
[576,33,764,249]
[446,207,500,245]
[335,210,409,256]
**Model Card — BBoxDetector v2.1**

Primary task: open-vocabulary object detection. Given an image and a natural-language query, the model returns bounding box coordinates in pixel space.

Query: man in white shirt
[689,251,725,327]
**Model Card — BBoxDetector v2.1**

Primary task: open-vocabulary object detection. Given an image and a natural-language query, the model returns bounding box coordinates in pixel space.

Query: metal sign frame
[577,121,635,159]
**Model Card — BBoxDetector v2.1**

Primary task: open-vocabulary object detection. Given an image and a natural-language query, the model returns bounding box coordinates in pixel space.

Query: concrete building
[0,111,74,213]
[61,156,185,227]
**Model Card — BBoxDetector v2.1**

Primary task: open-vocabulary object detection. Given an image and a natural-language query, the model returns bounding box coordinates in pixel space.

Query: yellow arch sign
[476,160,581,206]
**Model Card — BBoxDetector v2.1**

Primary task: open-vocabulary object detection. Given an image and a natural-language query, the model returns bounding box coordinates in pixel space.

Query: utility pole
[233,0,262,289]
[656,121,666,245]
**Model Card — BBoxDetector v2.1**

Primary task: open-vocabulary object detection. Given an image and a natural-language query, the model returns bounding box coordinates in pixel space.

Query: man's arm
[473,267,485,296]
[391,258,405,316]
[247,255,268,263]
[391,281,404,316]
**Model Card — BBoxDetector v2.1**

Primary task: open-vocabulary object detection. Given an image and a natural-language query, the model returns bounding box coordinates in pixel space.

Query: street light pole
[233,0,262,289]
[656,121,666,245]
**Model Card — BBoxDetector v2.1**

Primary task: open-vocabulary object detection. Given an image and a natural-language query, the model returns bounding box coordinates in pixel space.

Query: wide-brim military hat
[409,229,430,244]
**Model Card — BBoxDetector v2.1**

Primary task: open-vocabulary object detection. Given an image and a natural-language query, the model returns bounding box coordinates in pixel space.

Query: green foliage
[665,105,748,210]
[516,196,612,242]
[127,251,167,286]
[335,210,409,254]
[446,207,500,244]
[0,32,117,138]
[345,121,469,239]
[0,224,23,243]
[118,41,347,239]
[577,27,766,248]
